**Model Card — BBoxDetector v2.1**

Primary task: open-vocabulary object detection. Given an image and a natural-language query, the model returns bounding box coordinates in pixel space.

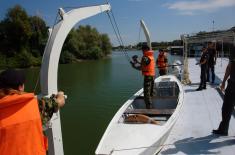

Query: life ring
[124,114,159,125]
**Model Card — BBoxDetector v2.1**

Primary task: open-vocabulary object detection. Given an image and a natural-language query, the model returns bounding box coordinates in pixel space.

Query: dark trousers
[159,69,167,76]
[218,80,235,132]
[144,76,154,109]
[207,65,215,82]
[199,66,207,88]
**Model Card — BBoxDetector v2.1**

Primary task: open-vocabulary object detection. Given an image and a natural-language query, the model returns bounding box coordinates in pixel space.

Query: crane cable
[106,10,131,62]
[33,13,59,93]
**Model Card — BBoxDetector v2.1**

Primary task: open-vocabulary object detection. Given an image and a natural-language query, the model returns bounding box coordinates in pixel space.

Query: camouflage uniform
[38,95,58,126]
[144,76,154,108]
[142,56,154,109]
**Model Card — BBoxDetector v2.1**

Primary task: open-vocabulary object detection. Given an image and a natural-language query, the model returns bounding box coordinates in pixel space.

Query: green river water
[24,51,182,155]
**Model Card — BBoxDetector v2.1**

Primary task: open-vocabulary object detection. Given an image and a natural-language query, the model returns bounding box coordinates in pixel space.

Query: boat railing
[124,109,175,116]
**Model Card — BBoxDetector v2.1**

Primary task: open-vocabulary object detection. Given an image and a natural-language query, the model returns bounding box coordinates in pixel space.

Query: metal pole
[212,20,215,32]
[181,35,191,85]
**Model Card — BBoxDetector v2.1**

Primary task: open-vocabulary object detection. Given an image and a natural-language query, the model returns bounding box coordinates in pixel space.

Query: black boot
[196,87,203,91]
[212,129,228,136]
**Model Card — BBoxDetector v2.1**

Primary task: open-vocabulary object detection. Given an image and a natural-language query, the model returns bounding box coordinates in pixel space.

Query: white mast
[40,4,111,155]
[140,19,152,50]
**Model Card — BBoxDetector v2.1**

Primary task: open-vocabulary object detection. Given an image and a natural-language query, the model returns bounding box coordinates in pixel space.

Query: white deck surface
[159,58,235,155]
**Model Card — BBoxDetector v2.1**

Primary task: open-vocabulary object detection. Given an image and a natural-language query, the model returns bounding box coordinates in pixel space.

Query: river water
[24,51,182,155]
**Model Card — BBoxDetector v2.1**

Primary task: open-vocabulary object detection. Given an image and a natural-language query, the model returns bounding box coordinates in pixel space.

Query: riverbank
[0,54,112,70]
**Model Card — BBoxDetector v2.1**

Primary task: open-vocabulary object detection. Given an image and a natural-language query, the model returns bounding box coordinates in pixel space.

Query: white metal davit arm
[40,4,111,155]
[41,4,111,95]
[140,19,152,50]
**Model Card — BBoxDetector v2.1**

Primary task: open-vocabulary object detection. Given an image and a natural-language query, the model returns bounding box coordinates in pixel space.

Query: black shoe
[212,129,228,136]
[202,86,206,89]
[196,87,203,91]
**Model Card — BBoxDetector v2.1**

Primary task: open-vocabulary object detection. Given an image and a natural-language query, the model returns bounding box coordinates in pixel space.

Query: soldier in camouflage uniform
[0,69,65,126]
[131,45,156,109]
[0,69,65,154]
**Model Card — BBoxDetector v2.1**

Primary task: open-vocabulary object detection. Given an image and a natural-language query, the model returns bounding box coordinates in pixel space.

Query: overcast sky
[1,0,235,46]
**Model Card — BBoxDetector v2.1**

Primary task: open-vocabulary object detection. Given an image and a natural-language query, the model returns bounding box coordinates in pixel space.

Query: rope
[33,13,59,93]
[33,73,40,93]
[156,64,184,69]
[106,11,131,62]
[110,10,125,47]
[110,135,235,153]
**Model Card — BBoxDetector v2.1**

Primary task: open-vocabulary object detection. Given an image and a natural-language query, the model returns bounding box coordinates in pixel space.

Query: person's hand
[132,55,138,61]
[130,61,135,67]
[220,82,225,92]
[55,91,65,108]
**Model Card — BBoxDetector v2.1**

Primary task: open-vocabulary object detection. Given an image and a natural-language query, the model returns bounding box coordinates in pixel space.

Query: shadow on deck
[160,134,235,155]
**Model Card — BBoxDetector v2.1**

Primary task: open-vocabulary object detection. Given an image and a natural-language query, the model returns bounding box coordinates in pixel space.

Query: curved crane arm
[40,4,111,96]
[40,4,111,155]
[140,19,152,50]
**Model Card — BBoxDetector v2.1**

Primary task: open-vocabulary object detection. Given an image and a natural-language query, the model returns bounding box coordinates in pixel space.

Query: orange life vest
[141,50,155,76]
[157,54,167,69]
[0,93,46,155]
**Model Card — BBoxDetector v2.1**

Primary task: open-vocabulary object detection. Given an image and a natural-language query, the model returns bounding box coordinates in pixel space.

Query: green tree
[29,16,48,56]
[0,5,112,68]
[100,34,112,56]
[62,25,112,61]
[4,5,32,54]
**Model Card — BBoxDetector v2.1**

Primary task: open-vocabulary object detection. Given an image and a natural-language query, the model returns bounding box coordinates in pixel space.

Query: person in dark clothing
[207,42,217,83]
[196,47,208,91]
[212,45,235,136]
[130,45,156,109]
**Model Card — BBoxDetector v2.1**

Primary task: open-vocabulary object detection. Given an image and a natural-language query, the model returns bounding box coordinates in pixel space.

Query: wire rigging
[33,13,59,93]
[106,10,131,62]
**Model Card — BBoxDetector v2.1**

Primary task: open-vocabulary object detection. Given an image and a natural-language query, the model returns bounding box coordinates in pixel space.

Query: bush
[60,50,77,64]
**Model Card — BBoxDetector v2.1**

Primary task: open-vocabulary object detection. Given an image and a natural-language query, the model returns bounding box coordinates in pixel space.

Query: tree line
[0,5,112,68]
[113,40,183,51]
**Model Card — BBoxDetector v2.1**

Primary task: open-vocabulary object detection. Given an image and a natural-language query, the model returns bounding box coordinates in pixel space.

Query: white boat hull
[96,75,184,155]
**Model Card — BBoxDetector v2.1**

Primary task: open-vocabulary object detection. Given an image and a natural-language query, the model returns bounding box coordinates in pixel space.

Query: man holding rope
[130,44,156,109]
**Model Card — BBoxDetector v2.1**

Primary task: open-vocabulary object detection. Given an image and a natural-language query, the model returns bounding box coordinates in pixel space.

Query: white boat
[96,75,184,155]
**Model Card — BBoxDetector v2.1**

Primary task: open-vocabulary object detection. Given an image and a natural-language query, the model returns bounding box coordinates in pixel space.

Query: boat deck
[159,58,235,155]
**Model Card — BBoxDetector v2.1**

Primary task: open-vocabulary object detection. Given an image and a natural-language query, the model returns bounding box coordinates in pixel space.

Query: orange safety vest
[141,50,155,76]
[0,93,46,155]
[157,54,167,69]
